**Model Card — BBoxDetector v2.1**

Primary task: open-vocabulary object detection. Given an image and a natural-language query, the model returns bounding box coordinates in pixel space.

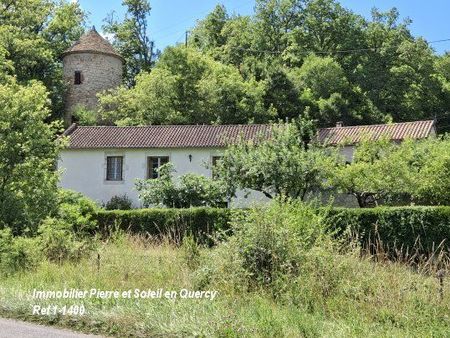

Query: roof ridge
[75,123,272,129]
[321,119,434,130]
[63,123,78,136]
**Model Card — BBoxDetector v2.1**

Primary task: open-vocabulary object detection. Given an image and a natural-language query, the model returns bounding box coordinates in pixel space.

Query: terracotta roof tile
[62,27,123,61]
[64,120,435,149]
[317,120,435,145]
[65,124,272,149]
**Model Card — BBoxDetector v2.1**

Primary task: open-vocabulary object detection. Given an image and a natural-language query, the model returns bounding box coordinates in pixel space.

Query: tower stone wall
[63,52,123,125]
[62,28,124,126]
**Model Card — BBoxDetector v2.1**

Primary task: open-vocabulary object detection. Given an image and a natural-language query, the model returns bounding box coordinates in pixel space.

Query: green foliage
[135,163,231,208]
[94,207,231,243]
[103,0,155,85]
[0,228,40,276]
[0,0,85,117]
[330,136,450,207]
[0,81,63,234]
[288,55,373,125]
[226,200,331,286]
[0,190,98,275]
[171,0,450,129]
[216,122,337,200]
[104,194,133,210]
[53,189,99,234]
[99,46,271,125]
[327,206,450,253]
[413,136,450,205]
[37,217,95,263]
[96,204,450,256]
[72,106,97,126]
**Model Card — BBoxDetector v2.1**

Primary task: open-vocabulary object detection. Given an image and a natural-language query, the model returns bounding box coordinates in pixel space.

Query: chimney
[336,121,343,128]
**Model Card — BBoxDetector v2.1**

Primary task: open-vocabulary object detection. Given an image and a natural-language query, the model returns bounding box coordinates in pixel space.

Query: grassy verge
[0,232,449,337]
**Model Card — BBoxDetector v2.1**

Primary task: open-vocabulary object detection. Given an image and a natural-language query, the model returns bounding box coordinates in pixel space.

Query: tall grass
[0,201,449,337]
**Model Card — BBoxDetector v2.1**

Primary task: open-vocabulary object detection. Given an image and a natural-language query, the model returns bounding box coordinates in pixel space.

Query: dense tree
[285,0,366,68]
[412,136,450,205]
[191,4,229,53]
[103,0,156,86]
[263,67,301,120]
[99,46,272,125]
[179,0,449,129]
[253,0,305,56]
[0,0,85,118]
[0,81,63,233]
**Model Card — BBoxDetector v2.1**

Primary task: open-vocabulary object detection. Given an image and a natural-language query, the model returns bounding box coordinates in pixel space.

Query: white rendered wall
[58,148,268,208]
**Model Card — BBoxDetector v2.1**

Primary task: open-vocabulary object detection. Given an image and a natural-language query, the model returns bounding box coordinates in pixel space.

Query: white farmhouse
[58,120,436,207]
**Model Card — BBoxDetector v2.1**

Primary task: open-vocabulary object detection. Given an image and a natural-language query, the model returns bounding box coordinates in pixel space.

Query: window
[211,156,222,179]
[74,71,82,85]
[148,156,169,179]
[106,156,123,181]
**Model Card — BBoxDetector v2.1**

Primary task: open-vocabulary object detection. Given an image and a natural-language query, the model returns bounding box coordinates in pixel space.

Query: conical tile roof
[62,26,124,62]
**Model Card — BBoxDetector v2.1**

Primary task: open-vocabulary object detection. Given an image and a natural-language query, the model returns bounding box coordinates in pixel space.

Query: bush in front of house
[326,206,450,253]
[135,163,231,208]
[52,189,99,235]
[95,207,232,243]
[217,200,332,287]
[104,194,133,210]
[192,200,342,300]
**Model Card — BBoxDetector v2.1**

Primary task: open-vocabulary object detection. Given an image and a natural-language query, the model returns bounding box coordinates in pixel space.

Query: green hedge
[326,206,450,253]
[94,206,450,252]
[94,207,232,243]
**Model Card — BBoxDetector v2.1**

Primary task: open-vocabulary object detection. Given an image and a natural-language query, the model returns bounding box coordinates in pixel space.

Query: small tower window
[74,71,82,85]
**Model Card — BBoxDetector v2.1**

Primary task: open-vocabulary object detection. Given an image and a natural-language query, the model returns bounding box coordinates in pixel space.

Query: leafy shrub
[104,194,133,210]
[0,190,99,275]
[195,200,333,291]
[413,136,450,205]
[54,189,99,234]
[135,163,230,208]
[0,81,62,235]
[72,106,97,126]
[29,190,99,263]
[37,218,95,262]
[233,201,332,285]
[95,207,232,244]
[0,229,40,276]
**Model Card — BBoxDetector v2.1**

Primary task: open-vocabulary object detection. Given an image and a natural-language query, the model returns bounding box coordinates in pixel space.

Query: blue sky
[78,0,450,54]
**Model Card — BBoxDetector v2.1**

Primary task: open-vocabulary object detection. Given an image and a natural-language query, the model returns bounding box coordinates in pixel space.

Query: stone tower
[62,26,124,126]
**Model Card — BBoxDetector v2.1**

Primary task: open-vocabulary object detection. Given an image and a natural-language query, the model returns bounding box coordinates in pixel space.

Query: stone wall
[63,52,123,125]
